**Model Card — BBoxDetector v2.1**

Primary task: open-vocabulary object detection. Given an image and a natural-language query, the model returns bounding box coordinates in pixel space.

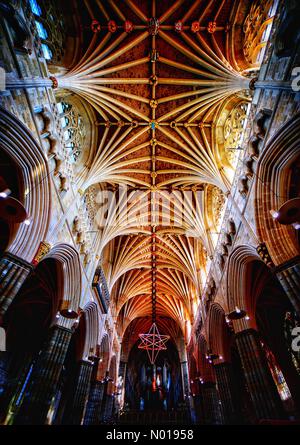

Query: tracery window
[29,0,42,16]
[57,101,86,164]
[27,0,66,63]
[35,18,53,60]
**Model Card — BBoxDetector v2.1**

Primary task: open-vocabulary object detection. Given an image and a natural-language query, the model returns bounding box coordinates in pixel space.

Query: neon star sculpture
[138,322,170,365]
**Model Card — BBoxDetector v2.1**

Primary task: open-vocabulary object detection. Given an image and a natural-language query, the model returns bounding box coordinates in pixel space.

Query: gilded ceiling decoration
[243,0,275,66]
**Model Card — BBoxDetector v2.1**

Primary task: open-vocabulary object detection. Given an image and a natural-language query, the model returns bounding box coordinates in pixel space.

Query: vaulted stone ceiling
[59,0,253,343]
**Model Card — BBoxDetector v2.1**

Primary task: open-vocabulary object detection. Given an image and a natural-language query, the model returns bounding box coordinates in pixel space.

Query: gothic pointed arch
[80,301,101,360]
[97,333,110,380]
[208,303,231,363]
[0,107,51,262]
[42,243,82,313]
[226,244,267,332]
[255,113,300,265]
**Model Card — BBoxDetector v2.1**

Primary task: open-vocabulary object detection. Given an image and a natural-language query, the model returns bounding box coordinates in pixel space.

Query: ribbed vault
[55,0,254,344]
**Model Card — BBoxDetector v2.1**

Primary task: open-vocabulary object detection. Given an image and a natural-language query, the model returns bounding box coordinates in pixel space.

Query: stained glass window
[27,0,66,63]
[29,0,42,16]
[35,21,48,39]
[41,43,52,60]
[262,341,293,406]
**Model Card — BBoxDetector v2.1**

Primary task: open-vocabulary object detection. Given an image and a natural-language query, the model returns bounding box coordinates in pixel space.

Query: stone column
[0,253,33,318]
[102,393,114,422]
[199,381,223,425]
[193,393,203,424]
[254,80,293,91]
[0,350,34,423]
[118,360,127,381]
[83,355,106,425]
[214,362,239,424]
[13,324,73,425]
[64,359,93,425]
[235,329,284,420]
[118,360,127,414]
[101,372,115,423]
[180,360,194,423]
[5,76,54,90]
[83,380,105,425]
[0,351,9,421]
[0,254,33,421]
[275,258,300,317]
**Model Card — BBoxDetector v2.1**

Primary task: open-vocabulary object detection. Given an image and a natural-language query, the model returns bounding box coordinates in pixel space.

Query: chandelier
[138,227,170,364]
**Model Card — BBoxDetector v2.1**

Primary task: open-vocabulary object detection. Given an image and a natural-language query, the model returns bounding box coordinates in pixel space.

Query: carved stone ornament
[174,21,183,33]
[108,20,117,33]
[207,21,217,34]
[149,17,159,35]
[191,21,200,33]
[32,241,51,265]
[91,19,101,33]
[124,20,134,33]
